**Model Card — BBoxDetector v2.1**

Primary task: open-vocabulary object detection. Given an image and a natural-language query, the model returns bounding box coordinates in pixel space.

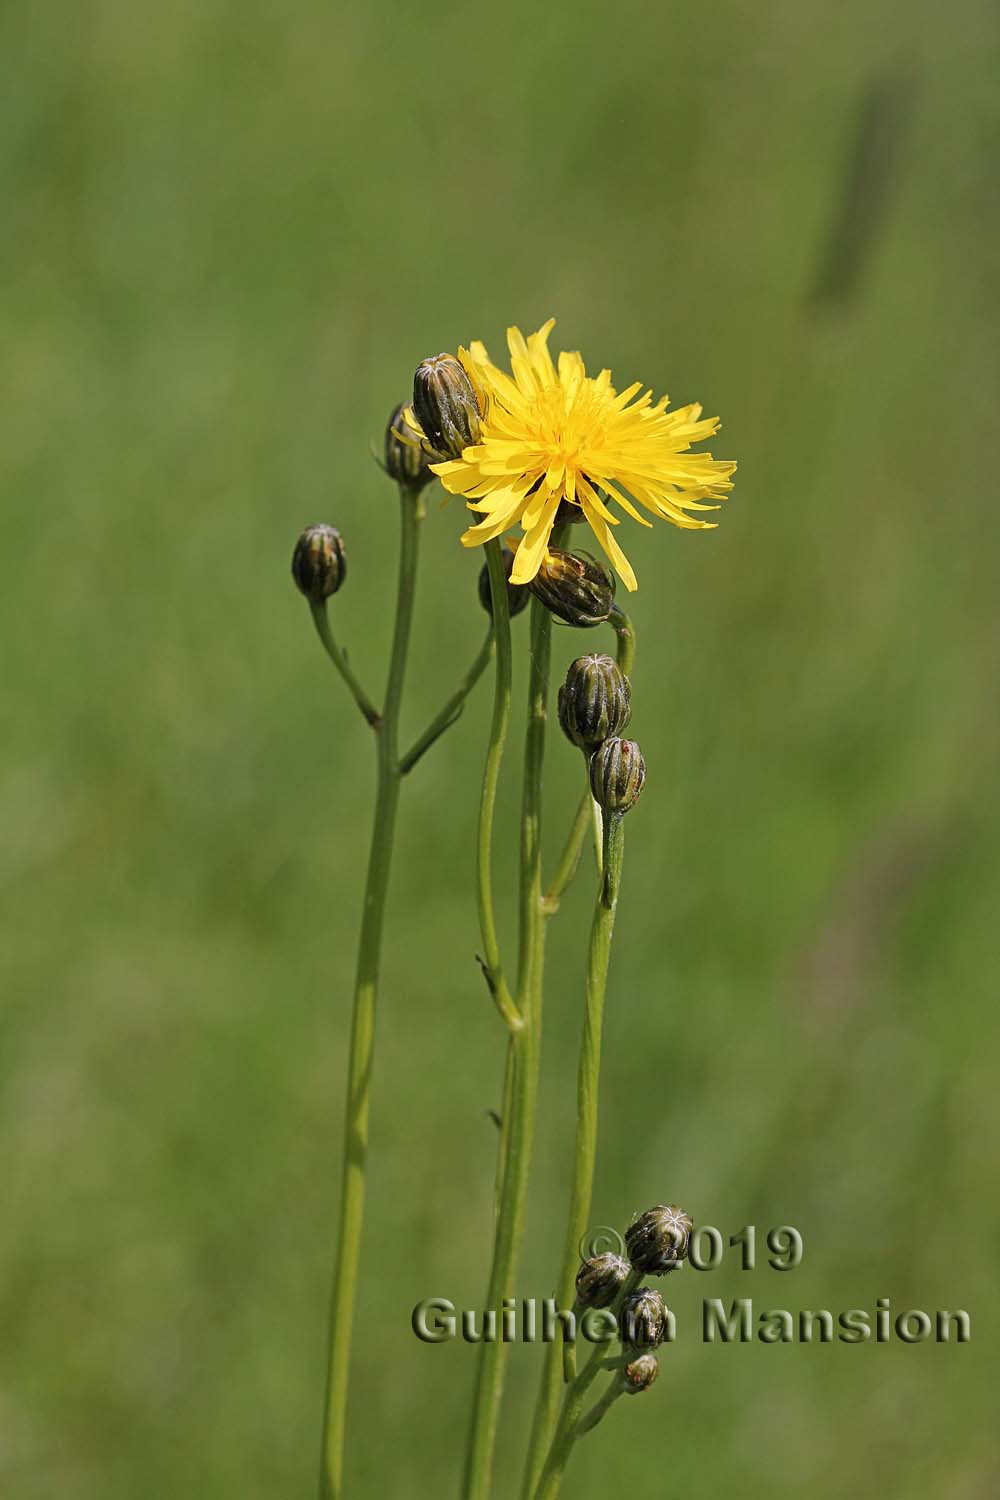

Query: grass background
[2,1,997,1495]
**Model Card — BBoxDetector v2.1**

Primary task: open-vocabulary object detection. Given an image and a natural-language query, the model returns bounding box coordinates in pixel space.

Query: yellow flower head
[429,319,736,591]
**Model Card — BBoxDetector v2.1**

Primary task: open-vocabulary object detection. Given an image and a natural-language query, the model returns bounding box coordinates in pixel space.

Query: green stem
[530,1268,640,1500]
[530,1341,609,1500]
[318,486,421,1500]
[463,523,568,1500]
[463,1024,532,1500]
[591,797,604,883]
[542,783,592,913]
[399,625,494,774]
[609,603,636,677]
[522,815,626,1498]
[493,1041,516,1221]
[474,540,519,1031]
[310,600,381,728]
[515,592,555,998]
[574,1380,622,1438]
[531,1361,625,1491]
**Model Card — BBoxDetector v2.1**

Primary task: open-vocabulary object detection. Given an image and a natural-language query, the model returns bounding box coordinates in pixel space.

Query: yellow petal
[510,495,561,583]
[599,480,653,527]
[579,495,639,591]
[461,492,528,546]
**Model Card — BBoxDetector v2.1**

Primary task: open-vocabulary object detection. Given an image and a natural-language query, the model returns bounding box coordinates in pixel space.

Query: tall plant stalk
[521,815,627,1497]
[318,485,421,1500]
[530,1341,611,1500]
[462,523,568,1500]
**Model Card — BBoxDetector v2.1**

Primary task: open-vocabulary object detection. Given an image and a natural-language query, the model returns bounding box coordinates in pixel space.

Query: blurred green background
[2,1,997,1495]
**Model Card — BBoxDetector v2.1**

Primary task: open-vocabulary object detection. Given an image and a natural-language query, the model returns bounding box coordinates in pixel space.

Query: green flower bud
[528,548,616,628]
[625,1206,693,1276]
[620,1287,667,1349]
[384,403,435,490]
[575,1253,631,1310]
[558,655,631,752]
[292,524,346,602]
[412,353,481,460]
[589,736,646,816]
[621,1353,660,1394]
[478,547,530,619]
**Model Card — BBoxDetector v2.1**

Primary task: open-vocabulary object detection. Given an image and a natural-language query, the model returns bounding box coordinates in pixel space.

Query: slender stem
[310,600,381,728]
[464,540,521,1497]
[591,798,604,883]
[522,816,627,1497]
[515,591,556,998]
[474,539,519,1031]
[530,1267,640,1500]
[462,1025,531,1500]
[530,1341,609,1500]
[463,523,567,1500]
[574,1381,622,1438]
[609,603,636,677]
[399,625,495,774]
[542,781,592,913]
[318,486,421,1500]
[493,1041,516,1221]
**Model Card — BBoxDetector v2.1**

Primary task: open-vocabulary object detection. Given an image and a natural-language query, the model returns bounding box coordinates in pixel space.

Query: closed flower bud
[622,1353,659,1394]
[625,1205,693,1275]
[620,1288,667,1349]
[558,655,631,751]
[575,1253,631,1310]
[292,524,346,602]
[589,736,646,816]
[412,353,481,460]
[384,403,435,490]
[528,548,616,628]
[478,547,530,619]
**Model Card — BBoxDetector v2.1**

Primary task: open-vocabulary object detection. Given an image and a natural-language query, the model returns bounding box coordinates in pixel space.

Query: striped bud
[575,1253,631,1310]
[412,353,481,460]
[589,736,646,816]
[529,548,616,628]
[620,1288,667,1350]
[292,524,346,602]
[558,655,631,751]
[384,403,435,490]
[478,547,530,619]
[622,1353,660,1394]
[625,1206,693,1275]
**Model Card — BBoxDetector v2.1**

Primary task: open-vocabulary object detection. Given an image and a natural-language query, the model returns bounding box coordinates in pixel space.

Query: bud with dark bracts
[478,547,530,620]
[292,524,347,603]
[558,654,632,752]
[411,353,481,461]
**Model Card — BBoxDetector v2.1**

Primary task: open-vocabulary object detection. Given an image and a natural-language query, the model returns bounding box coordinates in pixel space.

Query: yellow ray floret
[427,319,736,591]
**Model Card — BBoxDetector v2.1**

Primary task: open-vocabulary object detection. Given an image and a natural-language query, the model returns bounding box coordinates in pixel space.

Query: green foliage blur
[2,2,997,1495]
